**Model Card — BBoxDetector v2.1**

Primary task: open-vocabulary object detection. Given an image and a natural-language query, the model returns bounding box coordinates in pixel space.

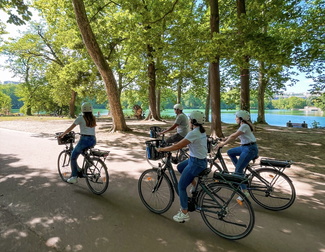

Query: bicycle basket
[56,131,75,145]
[145,140,164,160]
[90,149,110,158]
[149,126,162,138]
[260,159,291,168]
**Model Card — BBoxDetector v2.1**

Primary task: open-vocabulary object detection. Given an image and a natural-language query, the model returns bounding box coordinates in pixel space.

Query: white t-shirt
[175,113,189,137]
[237,124,256,144]
[185,127,207,159]
[74,116,96,136]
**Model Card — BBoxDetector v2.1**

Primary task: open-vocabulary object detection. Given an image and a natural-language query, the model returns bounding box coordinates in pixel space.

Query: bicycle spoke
[199,183,255,240]
[85,158,109,195]
[58,151,71,182]
[138,168,174,214]
[248,168,296,211]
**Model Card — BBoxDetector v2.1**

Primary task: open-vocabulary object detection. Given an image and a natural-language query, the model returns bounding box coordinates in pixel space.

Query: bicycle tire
[199,183,255,240]
[138,168,174,214]
[85,157,109,195]
[248,168,296,211]
[58,150,71,182]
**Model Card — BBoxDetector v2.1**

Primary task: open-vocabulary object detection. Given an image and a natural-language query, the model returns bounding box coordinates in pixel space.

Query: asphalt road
[0,128,324,252]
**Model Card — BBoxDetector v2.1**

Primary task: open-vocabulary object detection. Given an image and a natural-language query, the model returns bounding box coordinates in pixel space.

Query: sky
[0,12,314,94]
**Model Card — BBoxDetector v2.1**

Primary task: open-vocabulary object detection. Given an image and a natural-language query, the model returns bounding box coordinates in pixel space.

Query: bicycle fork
[152,168,165,193]
[63,151,71,167]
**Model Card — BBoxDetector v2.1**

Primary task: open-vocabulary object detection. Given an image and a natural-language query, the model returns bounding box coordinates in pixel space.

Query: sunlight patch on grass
[0,116,69,122]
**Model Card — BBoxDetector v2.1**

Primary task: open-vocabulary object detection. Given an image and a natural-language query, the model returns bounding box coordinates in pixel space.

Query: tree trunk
[237,0,250,112]
[240,65,250,111]
[209,0,223,137]
[156,88,161,118]
[257,61,267,124]
[69,90,77,118]
[177,80,182,104]
[26,104,32,116]
[147,44,160,120]
[71,0,130,132]
[205,74,210,123]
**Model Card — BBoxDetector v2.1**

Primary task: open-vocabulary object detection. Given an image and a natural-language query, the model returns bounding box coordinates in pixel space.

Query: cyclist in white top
[160,104,189,144]
[59,102,97,184]
[157,111,207,223]
[216,110,258,177]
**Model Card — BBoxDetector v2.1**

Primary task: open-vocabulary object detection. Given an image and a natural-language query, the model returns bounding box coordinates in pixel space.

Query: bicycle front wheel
[138,168,174,214]
[85,157,109,195]
[58,150,71,182]
[248,168,296,211]
[199,183,255,240]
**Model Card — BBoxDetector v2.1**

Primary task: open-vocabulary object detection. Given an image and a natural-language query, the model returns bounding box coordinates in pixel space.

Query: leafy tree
[71,0,130,131]
[312,94,325,112]
[294,0,325,91]
[0,91,11,114]
[271,96,307,109]
[0,0,32,25]
[0,83,23,109]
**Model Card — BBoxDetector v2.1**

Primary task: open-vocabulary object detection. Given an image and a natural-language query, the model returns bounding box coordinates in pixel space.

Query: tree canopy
[0,0,323,133]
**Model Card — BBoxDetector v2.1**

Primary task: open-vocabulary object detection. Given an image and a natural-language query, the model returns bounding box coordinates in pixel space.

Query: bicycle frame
[158,152,179,195]
[208,147,229,172]
[156,152,242,210]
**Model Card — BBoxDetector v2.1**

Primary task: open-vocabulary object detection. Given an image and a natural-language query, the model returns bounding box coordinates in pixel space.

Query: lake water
[95,109,325,128]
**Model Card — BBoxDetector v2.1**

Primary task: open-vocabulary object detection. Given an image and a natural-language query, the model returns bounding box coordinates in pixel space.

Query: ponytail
[199,125,206,133]
[83,112,97,128]
[240,118,254,132]
[191,119,206,133]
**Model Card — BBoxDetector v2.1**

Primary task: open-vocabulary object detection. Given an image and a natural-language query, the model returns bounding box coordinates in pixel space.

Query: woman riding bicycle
[157,111,207,223]
[59,102,97,184]
[216,110,258,188]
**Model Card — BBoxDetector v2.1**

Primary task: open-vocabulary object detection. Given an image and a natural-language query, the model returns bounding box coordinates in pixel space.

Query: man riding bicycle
[160,104,189,144]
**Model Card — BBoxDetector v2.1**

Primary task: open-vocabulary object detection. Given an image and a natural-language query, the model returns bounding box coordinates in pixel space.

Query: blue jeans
[71,135,96,177]
[227,144,258,189]
[177,157,207,210]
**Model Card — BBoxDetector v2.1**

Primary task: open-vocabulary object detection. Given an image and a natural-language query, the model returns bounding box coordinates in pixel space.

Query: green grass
[0,115,70,122]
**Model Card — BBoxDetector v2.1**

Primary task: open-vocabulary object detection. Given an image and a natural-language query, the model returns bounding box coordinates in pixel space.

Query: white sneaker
[236,191,250,204]
[173,209,190,223]
[67,176,78,184]
[189,186,194,194]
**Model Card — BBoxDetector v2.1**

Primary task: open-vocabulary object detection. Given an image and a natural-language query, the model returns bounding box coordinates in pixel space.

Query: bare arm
[216,130,243,148]
[161,123,178,134]
[157,138,190,152]
[59,123,77,138]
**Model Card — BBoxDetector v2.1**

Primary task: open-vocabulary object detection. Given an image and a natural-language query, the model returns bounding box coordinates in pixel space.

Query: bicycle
[138,139,255,240]
[208,138,296,211]
[55,131,110,195]
[147,126,189,165]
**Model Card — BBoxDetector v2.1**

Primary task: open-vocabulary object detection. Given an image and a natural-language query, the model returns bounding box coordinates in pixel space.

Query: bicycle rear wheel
[85,157,109,195]
[58,151,71,182]
[248,168,296,211]
[199,183,255,240]
[138,168,174,214]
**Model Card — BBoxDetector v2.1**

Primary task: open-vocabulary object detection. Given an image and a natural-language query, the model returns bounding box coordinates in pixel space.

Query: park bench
[286,121,308,128]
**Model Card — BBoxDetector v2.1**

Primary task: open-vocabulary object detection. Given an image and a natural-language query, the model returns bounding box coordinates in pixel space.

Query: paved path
[0,128,324,252]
